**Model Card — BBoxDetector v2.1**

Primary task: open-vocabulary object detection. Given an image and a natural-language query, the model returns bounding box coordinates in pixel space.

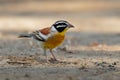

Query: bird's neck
[58,29,67,35]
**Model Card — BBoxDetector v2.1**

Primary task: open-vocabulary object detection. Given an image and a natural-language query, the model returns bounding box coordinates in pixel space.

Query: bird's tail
[18,33,32,38]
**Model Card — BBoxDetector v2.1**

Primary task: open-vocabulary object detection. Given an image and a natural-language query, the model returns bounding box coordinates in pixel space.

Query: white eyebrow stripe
[56,25,66,28]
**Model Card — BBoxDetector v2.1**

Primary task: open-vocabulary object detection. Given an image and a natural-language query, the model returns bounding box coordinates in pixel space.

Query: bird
[19,20,74,62]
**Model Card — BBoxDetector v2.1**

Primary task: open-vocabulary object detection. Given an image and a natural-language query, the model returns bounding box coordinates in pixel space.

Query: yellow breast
[43,33,65,49]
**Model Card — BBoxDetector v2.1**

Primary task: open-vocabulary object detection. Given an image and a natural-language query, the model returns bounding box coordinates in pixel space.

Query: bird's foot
[49,58,59,63]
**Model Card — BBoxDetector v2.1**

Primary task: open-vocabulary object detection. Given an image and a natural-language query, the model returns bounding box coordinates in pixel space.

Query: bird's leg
[44,48,49,63]
[50,49,57,61]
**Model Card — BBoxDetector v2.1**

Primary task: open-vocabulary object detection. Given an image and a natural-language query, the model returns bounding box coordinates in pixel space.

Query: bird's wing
[32,27,51,42]
[40,27,51,35]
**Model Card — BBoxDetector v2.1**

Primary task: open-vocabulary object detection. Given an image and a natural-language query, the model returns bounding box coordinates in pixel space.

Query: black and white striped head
[51,20,74,33]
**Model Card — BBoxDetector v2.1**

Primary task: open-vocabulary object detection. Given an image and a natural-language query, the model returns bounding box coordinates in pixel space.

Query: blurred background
[0,1,120,79]
[0,0,120,33]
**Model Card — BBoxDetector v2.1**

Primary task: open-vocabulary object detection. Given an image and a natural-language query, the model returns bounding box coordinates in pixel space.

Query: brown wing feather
[39,27,51,35]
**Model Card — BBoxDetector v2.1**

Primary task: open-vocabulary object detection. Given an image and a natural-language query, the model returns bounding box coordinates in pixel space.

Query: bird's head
[51,20,74,33]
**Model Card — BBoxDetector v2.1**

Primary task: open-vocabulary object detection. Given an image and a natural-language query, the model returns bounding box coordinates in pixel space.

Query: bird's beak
[69,24,74,28]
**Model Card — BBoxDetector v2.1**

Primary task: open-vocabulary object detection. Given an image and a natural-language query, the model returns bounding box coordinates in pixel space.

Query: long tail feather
[18,31,46,42]
[18,34,32,38]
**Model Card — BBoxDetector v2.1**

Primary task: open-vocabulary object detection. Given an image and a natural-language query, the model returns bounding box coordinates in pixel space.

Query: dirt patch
[0,31,120,80]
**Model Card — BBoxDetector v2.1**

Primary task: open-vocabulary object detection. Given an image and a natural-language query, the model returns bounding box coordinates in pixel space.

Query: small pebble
[5,78,10,80]
[24,73,30,78]
[112,62,117,65]
[102,61,107,64]
[108,65,114,68]
[73,62,78,65]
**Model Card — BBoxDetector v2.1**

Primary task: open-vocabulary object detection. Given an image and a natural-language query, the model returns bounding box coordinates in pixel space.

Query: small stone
[24,73,30,78]
[112,62,117,65]
[73,62,78,65]
[67,51,73,54]
[102,61,107,64]
[5,78,10,80]
[67,76,73,80]
[108,65,114,68]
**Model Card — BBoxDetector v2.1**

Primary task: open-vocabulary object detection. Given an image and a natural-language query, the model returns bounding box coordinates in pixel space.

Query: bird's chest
[43,34,65,49]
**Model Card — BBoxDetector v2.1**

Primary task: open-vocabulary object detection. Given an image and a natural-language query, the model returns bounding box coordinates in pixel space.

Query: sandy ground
[0,29,120,80]
[0,0,120,80]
